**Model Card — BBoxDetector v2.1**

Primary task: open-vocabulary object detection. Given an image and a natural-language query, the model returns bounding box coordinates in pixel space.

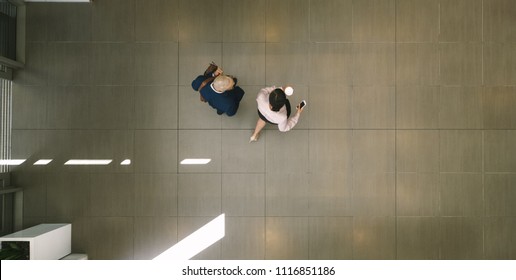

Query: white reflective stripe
[180,158,211,165]
[64,159,113,165]
[153,214,225,260]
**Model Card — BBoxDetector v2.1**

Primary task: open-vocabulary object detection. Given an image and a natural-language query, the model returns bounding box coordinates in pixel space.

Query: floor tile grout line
[394,0,398,260]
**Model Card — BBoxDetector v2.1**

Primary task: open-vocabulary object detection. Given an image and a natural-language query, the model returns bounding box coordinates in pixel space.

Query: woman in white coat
[249,86,305,142]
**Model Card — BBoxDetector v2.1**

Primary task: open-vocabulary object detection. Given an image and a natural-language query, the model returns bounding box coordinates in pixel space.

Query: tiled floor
[8,0,516,259]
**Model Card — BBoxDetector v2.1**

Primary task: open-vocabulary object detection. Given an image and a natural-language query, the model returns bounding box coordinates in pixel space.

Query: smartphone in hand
[299,100,307,109]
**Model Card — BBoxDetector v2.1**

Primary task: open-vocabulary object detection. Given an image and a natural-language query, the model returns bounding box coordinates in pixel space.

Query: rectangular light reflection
[64,159,112,165]
[180,158,211,165]
[153,213,225,260]
[0,159,26,165]
[34,159,53,165]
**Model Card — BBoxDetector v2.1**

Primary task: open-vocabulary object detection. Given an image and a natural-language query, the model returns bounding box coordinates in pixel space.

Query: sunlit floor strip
[34,159,53,165]
[180,158,211,165]
[153,213,225,260]
[64,159,112,165]
[0,159,26,165]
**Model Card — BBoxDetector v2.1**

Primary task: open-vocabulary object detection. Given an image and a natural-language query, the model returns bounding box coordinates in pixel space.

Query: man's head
[212,75,235,92]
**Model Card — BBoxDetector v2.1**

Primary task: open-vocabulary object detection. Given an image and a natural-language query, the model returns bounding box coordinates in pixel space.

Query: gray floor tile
[46,86,90,129]
[11,171,48,218]
[266,173,310,216]
[25,3,47,42]
[266,130,309,174]
[310,0,352,42]
[440,130,482,172]
[178,130,221,173]
[222,43,265,85]
[353,43,395,86]
[484,130,516,172]
[352,0,395,42]
[22,216,48,229]
[46,173,91,218]
[353,217,396,260]
[439,0,482,42]
[309,172,353,216]
[134,130,178,173]
[265,217,309,260]
[310,43,353,85]
[353,130,395,173]
[67,130,134,173]
[178,0,222,42]
[221,217,265,260]
[134,173,178,217]
[485,174,516,217]
[178,174,222,216]
[352,86,395,128]
[87,86,135,129]
[484,43,516,85]
[178,86,222,129]
[397,173,439,216]
[309,130,352,173]
[178,43,222,86]
[133,43,179,86]
[396,0,439,42]
[134,0,178,42]
[485,217,516,259]
[353,172,395,216]
[221,130,265,173]
[397,217,440,260]
[440,217,484,259]
[484,87,516,128]
[46,3,91,42]
[10,130,43,166]
[265,43,310,85]
[440,173,483,217]
[134,217,178,260]
[222,174,265,217]
[91,0,134,41]
[483,0,516,42]
[266,0,309,42]
[89,173,134,217]
[439,86,483,129]
[221,86,260,129]
[87,217,134,260]
[308,85,352,129]
[440,43,483,85]
[223,0,266,42]
[11,130,73,173]
[396,86,440,129]
[48,43,91,85]
[91,43,134,85]
[11,85,48,129]
[178,217,221,259]
[308,217,353,260]
[135,86,178,129]
[12,42,49,85]
[396,43,439,85]
[396,130,439,172]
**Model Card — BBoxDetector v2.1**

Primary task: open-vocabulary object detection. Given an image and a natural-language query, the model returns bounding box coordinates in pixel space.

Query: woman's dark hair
[269,88,286,111]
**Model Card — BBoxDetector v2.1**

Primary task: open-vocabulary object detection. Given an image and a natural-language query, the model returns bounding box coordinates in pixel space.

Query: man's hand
[213,68,223,77]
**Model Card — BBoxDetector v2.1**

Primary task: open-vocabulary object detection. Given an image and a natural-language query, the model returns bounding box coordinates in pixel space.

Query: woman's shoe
[249,134,260,143]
